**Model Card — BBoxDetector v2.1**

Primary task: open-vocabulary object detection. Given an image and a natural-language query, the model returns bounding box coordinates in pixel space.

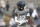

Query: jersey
[15,8,29,25]
[15,8,29,21]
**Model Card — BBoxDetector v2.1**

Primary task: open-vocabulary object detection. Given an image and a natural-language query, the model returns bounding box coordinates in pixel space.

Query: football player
[15,1,29,27]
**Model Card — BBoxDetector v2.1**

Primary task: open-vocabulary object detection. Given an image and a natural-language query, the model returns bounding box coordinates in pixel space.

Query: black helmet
[17,1,26,7]
[17,1,26,11]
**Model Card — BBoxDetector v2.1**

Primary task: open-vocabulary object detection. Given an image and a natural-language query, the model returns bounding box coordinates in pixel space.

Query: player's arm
[15,13,19,24]
[26,13,30,20]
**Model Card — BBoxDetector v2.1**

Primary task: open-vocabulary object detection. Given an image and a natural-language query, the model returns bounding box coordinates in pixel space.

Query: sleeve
[27,13,30,16]
[32,9,38,18]
[25,9,29,13]
[15,16,19,23]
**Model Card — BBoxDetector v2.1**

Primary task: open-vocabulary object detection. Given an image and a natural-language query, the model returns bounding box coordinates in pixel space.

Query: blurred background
[0,0,40,27]
[0,0,40,16]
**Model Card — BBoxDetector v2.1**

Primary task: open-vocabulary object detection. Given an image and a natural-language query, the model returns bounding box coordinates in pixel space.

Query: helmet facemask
[17,1,26,11]
[17,5,25,11]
